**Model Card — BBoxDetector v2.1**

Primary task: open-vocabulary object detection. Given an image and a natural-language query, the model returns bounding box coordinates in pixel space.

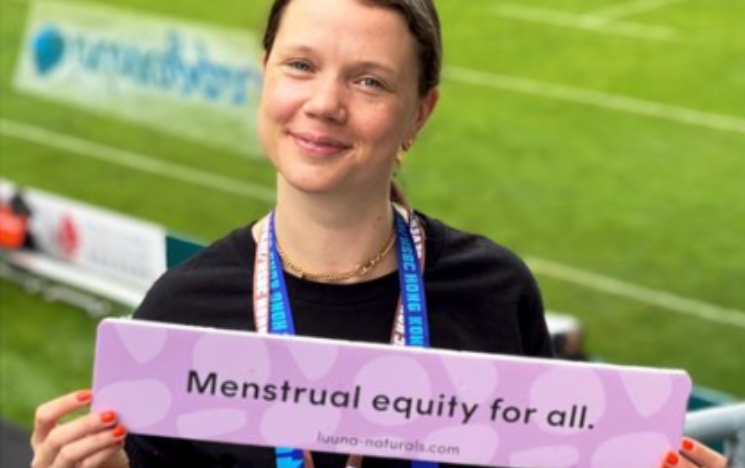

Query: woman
[30,0,729,467]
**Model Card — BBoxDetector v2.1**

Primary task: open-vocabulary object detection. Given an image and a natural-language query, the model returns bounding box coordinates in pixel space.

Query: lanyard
[253,208,438,468]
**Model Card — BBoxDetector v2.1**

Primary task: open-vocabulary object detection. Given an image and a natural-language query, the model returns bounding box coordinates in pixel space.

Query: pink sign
[92,319,691,468]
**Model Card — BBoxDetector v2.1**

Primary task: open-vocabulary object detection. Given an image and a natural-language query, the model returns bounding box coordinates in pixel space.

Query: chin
[279,171,347,196]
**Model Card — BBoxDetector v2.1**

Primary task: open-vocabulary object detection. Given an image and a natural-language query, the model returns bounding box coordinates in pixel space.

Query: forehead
[274,0,418,65]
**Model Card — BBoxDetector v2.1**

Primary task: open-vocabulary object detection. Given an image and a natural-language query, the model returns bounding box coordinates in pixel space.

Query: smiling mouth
[290,132,353,156]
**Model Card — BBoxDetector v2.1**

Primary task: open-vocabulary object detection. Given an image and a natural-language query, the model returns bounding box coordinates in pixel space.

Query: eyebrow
[354,60,398,79]
[279,44,315,56]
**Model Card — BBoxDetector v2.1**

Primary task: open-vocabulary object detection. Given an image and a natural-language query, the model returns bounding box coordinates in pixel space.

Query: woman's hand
[662,437,729,468]
[31,389,130,468]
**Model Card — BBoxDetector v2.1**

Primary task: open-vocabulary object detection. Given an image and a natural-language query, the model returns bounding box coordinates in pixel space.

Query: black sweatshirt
[127,212,553,468]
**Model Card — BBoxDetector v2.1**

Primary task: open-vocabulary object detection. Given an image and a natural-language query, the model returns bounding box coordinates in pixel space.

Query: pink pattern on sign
[509,445,579,468]
[96,380,171,429]
[592,432,670,468]
[424,424,500,464]
[530,367,606,435]
[354,356,432,426]
[177,408,248,439]
[92,320,692,468]
[621,372,674,417]
[441,356,499,404]
[286,339,339,381]
[192,333,271,383]
[261,404,342,446]
[114,324,168,364]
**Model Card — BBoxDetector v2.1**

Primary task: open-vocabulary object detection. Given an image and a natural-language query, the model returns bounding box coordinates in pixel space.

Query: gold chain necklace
[276,227,396,283]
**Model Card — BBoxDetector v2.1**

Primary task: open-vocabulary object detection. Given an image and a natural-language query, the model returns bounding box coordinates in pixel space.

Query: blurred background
[1,0,743,458]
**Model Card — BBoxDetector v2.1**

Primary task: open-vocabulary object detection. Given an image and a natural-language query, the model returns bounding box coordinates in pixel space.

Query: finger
[32,389,93,448]
[78,439,129,468]
[46,424,128,468]
[34,410,119,468]
[661,450,682,468]
[661,450,698,468]
[680,437,728,468]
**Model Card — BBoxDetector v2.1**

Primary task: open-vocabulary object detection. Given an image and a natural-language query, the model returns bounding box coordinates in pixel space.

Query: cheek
[260,78,306,126]
[362,104,413,153]
[257,79,303,156]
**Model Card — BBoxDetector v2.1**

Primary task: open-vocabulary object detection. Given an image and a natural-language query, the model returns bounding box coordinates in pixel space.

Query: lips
[289,131,353,156]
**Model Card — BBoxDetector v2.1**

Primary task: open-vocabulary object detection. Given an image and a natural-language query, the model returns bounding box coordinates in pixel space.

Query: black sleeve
[516,260,554,358]
[125,433,208,468]
[422,213,555,359]
[131,229,255,331]
[132,253,227,326]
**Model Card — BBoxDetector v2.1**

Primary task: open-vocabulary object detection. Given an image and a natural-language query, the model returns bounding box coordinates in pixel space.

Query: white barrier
[1,250,146,315]
[0,179,166,314]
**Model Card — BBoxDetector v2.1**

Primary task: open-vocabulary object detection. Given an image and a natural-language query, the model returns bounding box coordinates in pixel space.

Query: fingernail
[681,439,695,451]
[100,411,117,424]
[666,452,679,466]
[76,390,92,402]
[112,425,127,439]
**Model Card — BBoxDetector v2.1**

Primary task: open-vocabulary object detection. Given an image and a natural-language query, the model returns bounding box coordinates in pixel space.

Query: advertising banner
[0,179,166,292]
[13,1,264,156]
[93,319,691,468]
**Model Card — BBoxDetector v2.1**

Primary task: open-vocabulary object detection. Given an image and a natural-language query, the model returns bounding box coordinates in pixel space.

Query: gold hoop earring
[394,153,403,174]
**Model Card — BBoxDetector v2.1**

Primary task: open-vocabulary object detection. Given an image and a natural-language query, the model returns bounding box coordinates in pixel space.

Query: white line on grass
[493,3,678,41]
[444,66,745,136]
[527,257,745,330]
[2,118,742,328]
[588,0,692,24]
[0,118,276,203]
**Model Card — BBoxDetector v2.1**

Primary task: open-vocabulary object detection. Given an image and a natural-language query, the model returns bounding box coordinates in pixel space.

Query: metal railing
[685,403,745,468]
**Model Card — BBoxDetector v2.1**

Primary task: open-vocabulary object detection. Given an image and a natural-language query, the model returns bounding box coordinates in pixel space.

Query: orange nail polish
[100,411,117,424]
[112,425,127,438]
[682,439,695,451]
[76,390,92,402]
[666,452,679,466]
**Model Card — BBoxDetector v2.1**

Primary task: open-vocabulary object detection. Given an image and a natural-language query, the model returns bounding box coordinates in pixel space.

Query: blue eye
[287,60,312,72]
[359,77,385,89]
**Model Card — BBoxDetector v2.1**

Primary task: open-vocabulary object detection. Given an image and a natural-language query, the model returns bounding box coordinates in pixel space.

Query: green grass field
[1,0,743,430]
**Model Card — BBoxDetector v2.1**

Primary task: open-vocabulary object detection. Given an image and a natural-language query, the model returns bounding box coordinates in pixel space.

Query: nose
[303,75,347,123]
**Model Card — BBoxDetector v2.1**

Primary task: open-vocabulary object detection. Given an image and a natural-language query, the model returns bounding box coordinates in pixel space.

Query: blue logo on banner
[32,25,65,75]
[28,26,261,107]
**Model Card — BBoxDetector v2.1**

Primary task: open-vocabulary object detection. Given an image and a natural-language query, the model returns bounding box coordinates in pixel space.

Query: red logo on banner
[57,214,79,259]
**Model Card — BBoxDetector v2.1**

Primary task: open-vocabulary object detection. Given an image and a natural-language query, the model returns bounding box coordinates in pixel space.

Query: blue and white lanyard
[253,208,438,468]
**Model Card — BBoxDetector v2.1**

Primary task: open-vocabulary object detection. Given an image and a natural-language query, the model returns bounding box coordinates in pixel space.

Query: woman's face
[258,0,438,198]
